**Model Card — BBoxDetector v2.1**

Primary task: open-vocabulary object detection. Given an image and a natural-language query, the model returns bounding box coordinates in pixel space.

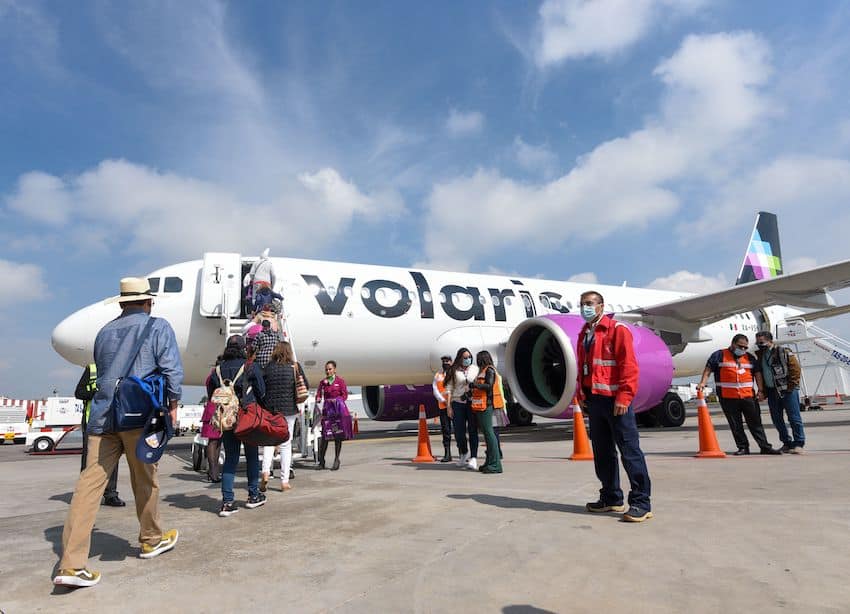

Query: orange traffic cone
[412,404,435,463]
[695,390,726,458]
[570,405,593,461]
[353,413,359,435]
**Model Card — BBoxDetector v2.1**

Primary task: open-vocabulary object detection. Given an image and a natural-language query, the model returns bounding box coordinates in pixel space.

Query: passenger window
[360,287,371,299]
[164,277,183,293]
[422,291,432,303]
[148,277,160,293]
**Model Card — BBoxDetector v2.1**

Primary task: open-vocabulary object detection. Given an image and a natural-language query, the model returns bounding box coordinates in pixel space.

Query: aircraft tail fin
[735,211,783,285]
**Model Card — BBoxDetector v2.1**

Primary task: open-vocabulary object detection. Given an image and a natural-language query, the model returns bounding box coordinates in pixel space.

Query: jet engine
[505,315,673,418]
[362,385,441,421]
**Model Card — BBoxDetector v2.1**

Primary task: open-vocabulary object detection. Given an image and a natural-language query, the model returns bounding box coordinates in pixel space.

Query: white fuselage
[51,256,798,389]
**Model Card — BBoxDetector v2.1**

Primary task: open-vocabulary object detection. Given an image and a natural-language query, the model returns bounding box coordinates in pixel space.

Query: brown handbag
[294,363,309,404]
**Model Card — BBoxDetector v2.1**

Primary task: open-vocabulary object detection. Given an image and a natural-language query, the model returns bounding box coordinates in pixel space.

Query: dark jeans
[719,396,772,451]
[221,430,259,503]
[586,394,651,511]
[206,438,221,481]
[766,388,805,448]
[478,407,502,472]
[451,401,478,458]
[438,410,453,452]
[81,422,119,498]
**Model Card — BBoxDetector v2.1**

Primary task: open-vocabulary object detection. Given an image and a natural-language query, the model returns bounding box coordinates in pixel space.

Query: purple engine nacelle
[505,314,673,418]
[362,385,442,421]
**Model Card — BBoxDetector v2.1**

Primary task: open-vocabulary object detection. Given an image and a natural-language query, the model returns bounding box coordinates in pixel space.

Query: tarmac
[1,403,849,613]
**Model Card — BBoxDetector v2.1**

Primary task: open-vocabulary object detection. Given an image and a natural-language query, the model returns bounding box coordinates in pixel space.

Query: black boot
[440,447,452,463]
[317,439,328,469]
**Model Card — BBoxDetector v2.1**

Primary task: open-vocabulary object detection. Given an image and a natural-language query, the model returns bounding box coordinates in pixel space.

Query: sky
[2,0,850,399]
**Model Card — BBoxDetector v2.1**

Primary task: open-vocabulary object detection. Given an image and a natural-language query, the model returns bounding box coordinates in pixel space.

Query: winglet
[735,211,783,285]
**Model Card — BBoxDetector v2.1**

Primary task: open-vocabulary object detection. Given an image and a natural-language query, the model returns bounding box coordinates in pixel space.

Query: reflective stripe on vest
[592,382,619,392]
[717,349,755,399]
[593,359,617,366]
[435,371,447,410]
[84,362,97,423]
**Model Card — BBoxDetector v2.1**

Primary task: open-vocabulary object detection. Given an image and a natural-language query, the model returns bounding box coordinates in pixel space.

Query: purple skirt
[321,398,354,440]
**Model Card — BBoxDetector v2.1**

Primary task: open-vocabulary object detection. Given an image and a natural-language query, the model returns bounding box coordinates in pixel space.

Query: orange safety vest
[471,366,505,411]
[717,349,756,399]
[435,371,447,410]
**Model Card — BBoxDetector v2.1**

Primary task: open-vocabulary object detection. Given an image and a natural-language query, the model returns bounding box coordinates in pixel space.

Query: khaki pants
[60,429,162,569]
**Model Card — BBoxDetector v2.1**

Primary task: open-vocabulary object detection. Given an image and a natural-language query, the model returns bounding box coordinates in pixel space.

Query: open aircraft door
[200,252,242,317]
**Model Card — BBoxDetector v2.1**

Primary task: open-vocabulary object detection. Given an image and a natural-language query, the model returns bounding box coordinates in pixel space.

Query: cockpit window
[164,277,183,293]
[148,277,160,293]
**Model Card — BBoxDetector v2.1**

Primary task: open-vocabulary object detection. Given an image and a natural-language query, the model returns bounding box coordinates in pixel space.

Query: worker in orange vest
[432,355,454,462]
[698,334,781,455]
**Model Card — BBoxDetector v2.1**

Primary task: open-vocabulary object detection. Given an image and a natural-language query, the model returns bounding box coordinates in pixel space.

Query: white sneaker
[456,452,469,467]
[466,457,478,471]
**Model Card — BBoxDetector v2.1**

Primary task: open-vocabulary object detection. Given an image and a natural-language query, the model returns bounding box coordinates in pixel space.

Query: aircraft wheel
[507,404,534,427]
[654,392,686,428]
[34,437,54,453]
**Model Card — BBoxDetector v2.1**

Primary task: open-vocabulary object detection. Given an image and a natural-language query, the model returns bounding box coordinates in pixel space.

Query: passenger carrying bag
[211,365,244,432]
[111,318,166,431]
[234,397,290,447]
[294,363,309,404]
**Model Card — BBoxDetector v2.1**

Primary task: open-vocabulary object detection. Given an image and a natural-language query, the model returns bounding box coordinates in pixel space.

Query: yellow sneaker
[139,529,179,559]
[53,567,101,587]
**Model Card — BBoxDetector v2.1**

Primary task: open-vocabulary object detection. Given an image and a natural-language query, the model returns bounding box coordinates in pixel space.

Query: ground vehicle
[26,397,84,453]
[28,425,84,455]
[0,399,29,444]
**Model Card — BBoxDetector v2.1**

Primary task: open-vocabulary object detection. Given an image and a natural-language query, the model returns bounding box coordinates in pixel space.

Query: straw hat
[104,277,156,304]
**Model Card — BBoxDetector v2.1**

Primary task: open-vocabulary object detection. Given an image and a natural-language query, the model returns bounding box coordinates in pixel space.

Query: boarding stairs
[775,318,850,406]
[217,288,317,461]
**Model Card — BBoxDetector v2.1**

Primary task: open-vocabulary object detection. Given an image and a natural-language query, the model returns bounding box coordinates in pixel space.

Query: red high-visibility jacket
[575,315,639,407]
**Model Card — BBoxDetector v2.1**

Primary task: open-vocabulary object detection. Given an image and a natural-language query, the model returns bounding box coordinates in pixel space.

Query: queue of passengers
[201,330,353,517]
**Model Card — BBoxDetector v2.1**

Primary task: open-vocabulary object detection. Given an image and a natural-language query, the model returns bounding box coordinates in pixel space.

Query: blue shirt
[89,308,184,434]
[761,348,775,388]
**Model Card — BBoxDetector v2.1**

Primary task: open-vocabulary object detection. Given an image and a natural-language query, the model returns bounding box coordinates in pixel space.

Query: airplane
[51,212,850,427]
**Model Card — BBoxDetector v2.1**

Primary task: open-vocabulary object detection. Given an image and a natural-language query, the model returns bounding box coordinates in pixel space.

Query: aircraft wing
[633,259,850,327]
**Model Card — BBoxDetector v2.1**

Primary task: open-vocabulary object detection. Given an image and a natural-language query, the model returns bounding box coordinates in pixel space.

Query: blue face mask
[581,305,598,322]
[733,347,746,357]
[462,357,472,367]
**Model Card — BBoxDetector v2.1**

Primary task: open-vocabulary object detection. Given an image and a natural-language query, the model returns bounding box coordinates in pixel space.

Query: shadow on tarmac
[446,493,587,515]
[49,492,73,504]
[163,492,221,514]
[44,524,133,590]
[503,607,558,614]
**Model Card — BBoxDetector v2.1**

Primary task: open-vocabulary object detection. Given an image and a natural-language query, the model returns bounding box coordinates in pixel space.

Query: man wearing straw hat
[53,277,184,588]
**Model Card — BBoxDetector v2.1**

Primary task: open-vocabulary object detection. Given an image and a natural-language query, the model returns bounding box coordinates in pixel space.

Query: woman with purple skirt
[315,361,352,470]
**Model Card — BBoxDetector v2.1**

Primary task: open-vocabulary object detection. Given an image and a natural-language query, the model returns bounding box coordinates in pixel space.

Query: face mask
[462,357,472,367]
[581,305,598,322]
[757,342,769,349]
[733,347,746,357]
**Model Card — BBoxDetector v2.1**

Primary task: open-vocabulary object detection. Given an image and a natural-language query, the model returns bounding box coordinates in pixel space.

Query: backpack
[211,364,245,432]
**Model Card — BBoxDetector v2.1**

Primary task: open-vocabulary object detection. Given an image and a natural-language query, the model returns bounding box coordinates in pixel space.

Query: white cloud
[533,0,705,68]
[513,137,558,175]
[566,272,598,283]
[648,270,729,294]
[0,259,49,306]
[4,159,403,260]
[5,172,73,224]
[446,109,485,137]
[423,32,773,269]
[687,156,850,264]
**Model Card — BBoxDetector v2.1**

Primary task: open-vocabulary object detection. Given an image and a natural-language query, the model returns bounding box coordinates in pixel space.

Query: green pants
[478,407,502,472]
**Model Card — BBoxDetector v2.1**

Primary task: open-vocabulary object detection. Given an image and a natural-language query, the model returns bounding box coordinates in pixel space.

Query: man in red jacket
[575,291,652,522]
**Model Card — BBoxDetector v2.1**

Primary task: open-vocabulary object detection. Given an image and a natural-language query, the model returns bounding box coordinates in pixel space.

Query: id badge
[583,363,589,376]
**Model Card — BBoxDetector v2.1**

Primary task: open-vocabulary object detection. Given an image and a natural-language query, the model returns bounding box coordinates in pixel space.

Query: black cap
[441,355,452,361]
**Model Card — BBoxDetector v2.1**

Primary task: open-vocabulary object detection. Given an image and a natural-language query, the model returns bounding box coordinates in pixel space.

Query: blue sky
[2,0,850,399]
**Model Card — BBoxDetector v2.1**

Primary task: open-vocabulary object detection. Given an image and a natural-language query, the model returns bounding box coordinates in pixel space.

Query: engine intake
[362,385,441,421]
[505,315,673,418]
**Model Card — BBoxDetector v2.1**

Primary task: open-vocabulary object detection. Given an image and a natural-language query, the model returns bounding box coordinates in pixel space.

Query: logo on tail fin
[736,212,783,285]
